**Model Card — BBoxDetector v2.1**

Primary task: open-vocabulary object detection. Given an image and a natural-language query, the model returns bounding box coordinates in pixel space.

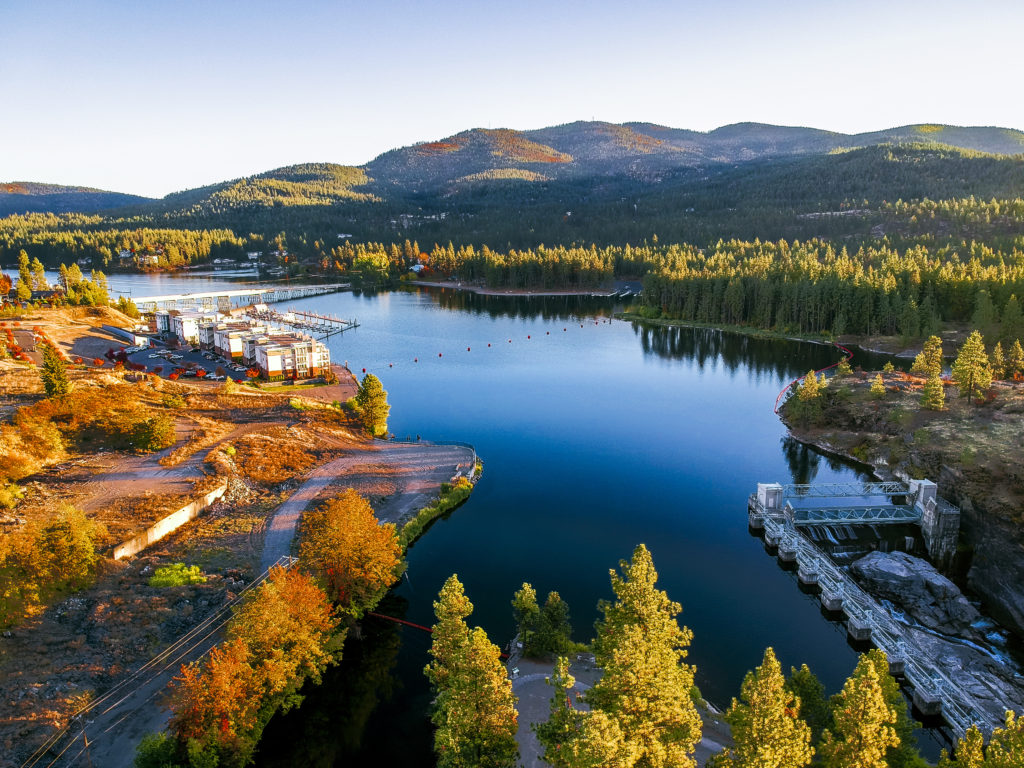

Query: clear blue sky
[3,0,1022,198]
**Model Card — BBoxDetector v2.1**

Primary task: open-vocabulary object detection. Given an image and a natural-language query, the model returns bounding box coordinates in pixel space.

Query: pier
[244,306,359,339]
[132,283,350,313]
[748,481,998,738]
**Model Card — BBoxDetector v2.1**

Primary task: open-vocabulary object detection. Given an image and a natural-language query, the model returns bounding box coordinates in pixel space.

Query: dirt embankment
[782,370,1024,639]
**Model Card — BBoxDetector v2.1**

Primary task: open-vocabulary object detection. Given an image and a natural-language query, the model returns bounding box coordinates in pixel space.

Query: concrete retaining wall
[112,483,228,560]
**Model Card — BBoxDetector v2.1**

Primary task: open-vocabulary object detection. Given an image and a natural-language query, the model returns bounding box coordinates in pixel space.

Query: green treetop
[534,656,583,768]
[1001,295,1023,344]
[921,372,945,411]
[911,335,943,377]
[30,258,47,291]
[991,341,1006,380]
[712,646,813,768]
[951,331,993,402]
[17,250,31,291]
[786,664,832,745]
[1008,340,1024,380]
[425,575,519,768]
[819,657,899,768]
[797,371,821,401]
[870,374,886,399]
[862,649,926,768]
[40,343,71,397]
[938,724,985,768]
[356,373,390,436]
[587,544,702,768]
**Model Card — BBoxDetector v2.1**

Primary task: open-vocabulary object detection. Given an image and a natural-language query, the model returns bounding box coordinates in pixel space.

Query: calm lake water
[13,271,942,761]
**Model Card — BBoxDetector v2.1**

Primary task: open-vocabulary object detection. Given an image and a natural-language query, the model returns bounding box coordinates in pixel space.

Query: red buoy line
[773,342,854,414]
[366,612,509,659]
[364,316,612,374]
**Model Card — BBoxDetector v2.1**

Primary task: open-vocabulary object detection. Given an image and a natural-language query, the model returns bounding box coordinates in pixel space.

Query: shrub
[149,563,207,587]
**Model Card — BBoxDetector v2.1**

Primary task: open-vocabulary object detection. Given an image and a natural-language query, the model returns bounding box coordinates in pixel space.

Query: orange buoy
[508,339,511,343]
[546,331,549,335]
[527,335,531,339]
[564,328,566,331]
[467,347,471,351]
[488,343,491,347]
[362,368,366,373]
[439,353,443,357]
[414,358,418,362]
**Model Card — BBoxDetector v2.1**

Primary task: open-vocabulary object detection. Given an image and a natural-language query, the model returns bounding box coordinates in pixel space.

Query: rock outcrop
[850,551,981,637]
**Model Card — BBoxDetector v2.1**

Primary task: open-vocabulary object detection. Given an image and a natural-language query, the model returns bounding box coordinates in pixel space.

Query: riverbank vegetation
[135,488,404,767]
[398,469,478,548]
[426,544,1021,768]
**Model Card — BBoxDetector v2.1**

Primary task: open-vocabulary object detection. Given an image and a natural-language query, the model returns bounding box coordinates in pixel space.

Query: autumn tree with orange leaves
[299,487,404,617]
[155,567,340,767]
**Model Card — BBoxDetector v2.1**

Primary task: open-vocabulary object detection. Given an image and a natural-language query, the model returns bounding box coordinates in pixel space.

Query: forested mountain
[3,121,1024,271]
[0,182,153,217]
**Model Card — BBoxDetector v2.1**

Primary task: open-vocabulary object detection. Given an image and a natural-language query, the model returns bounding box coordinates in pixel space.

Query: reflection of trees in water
[255,594,408,767]
[634,323,828,382]
[427,287,618,321]
[781,436,821,486]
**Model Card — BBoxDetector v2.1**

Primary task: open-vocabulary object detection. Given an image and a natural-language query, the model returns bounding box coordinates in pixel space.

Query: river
[11,271,945,761]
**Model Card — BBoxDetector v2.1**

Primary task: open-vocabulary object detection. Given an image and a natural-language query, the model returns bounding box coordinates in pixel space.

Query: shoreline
[407,279,618,297]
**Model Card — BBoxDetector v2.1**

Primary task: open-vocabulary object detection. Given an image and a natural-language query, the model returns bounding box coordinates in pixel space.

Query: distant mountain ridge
[3,121,1024,217]
[0,182,154,216]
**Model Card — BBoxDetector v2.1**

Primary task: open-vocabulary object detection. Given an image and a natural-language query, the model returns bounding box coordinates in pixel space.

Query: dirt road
[39,440,474,768]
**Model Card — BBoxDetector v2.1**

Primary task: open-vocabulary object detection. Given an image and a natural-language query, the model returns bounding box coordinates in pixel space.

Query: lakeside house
[165,311,330,379]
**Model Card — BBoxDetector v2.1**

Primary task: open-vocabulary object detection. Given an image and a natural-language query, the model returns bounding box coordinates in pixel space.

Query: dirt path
[35,440,474,768]
[260,440,475,570]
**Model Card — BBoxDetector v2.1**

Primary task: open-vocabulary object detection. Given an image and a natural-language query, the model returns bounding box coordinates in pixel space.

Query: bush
[149,563,207,588]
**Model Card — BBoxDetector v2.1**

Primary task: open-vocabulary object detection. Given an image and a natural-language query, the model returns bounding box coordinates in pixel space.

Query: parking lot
[124,342,254,382]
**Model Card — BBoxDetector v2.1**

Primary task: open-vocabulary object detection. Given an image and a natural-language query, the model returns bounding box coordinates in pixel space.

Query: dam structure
[748,480,1000,739]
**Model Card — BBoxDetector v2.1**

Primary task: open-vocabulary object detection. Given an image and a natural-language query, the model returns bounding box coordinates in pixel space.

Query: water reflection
[781,436,822,486]
[256,596,410,767]
[422,285,619,321]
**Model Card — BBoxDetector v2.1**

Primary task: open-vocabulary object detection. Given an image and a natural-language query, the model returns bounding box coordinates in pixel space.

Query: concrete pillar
[797,559,819,586]
[847,610,872,642]
[821,581,844,612]
[912,686,942,717]
[779,534,798,563]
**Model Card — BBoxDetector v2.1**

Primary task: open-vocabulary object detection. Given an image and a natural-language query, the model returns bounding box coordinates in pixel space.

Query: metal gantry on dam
[748,479,1001,740]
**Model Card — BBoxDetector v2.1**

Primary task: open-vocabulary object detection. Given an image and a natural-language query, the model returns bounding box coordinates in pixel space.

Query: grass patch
[399,464,480,548]
[263,382,326,393]
[149,562,206,587]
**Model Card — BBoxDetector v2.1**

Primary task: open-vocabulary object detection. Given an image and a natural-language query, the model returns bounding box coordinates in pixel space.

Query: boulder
[850,551,981,637]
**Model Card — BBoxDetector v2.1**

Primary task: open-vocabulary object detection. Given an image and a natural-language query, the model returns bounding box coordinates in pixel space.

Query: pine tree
[797,371,820,401]
[951,331,993,402]
[985,710,1024,768]
[534,656,582,767]
[1009,340,1024,380]
[911,336,943,377]
[971,290,999,339]
[920,372,945,411]
[819,658,899,768]
[862,649,926,768]
[355,373,390,436]
[870,374,886,399]
[30,258,47,291]
[512,582,540,653]
[882,361,895,373]
[426,575,519,768]
[786,664,831,745]
[991,341,1006,380]
[40,343,70,397]
[714,647,813,768]
[17,250,31,293]
[837,357,852,377]
[1002,295,1024,344]
[937,724,985,768]
[587,544,702,768]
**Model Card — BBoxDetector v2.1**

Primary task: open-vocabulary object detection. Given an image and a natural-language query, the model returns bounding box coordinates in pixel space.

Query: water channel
[24,270,945,762]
